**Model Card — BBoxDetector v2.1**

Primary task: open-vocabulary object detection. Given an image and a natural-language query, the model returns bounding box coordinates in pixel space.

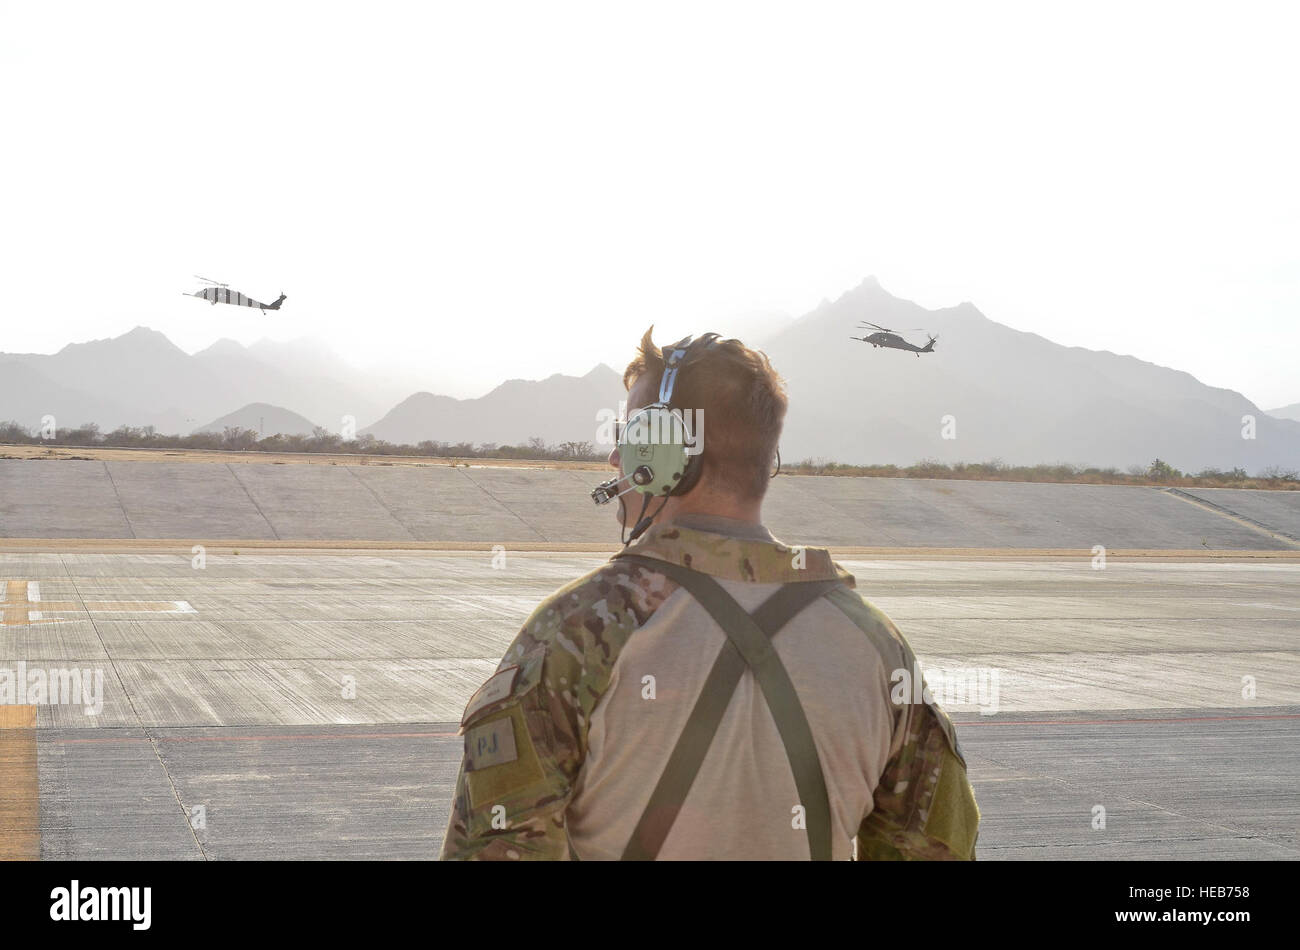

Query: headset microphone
[591,466,654,505]
[590,478,621,506]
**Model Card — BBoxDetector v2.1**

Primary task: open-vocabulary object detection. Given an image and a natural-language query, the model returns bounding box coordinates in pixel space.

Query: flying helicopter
[185,276,286,313]
[851,321,938,356]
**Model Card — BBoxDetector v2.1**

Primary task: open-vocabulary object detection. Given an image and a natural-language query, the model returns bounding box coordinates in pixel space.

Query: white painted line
[27,581,40,602]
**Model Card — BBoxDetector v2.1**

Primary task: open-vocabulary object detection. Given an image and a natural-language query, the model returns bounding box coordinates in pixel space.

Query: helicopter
[851,321,938,356]
[185,276,286,313]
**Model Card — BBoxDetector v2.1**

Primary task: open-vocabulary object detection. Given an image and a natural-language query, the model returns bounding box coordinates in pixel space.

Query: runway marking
[0,704,39,861]
[1160,487,1300,548]
[1,579,196,627]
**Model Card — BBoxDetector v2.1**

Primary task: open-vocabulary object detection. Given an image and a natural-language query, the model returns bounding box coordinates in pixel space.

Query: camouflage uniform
[439,523,980,860]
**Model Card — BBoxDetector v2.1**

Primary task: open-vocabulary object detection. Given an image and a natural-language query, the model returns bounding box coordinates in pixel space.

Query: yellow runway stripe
[3,580,29,627]
[0,704,39,861]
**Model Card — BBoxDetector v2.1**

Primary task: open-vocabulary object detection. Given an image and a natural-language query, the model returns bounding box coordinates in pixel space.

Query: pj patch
[465,717,518,770]
[462,705,549,813]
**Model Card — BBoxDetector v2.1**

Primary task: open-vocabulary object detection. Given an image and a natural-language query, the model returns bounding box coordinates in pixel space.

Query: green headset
[591,333,720,542]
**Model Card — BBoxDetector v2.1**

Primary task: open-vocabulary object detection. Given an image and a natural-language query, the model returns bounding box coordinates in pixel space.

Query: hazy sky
[2,1,1297,407]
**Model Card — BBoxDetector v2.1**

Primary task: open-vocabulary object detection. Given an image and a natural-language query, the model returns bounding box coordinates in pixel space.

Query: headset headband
[657,333,719,407]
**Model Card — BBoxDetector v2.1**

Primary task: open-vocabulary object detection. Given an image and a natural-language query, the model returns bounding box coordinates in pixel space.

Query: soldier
[439,328,979,860]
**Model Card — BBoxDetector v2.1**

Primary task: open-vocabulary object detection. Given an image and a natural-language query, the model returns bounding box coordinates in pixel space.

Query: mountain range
[0,329,386,435]
[361,366,624,447]
[2,277,1297,471]
[760,277,1300,472]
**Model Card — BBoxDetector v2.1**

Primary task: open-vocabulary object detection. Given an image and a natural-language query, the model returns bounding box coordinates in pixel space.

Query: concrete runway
[4,458,1299,549]
[2,549,1296,860]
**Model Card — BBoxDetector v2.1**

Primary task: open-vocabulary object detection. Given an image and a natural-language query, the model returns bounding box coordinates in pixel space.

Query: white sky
[2,0,1297,407]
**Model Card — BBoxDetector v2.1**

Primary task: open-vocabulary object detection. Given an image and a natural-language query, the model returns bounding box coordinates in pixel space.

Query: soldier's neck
[660,489,765,538]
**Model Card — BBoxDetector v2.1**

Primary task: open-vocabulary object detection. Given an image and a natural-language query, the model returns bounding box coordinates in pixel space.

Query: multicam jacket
[439,521,980,860]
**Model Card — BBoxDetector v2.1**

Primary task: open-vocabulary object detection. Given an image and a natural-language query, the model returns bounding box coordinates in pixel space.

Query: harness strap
[614,553,841,860]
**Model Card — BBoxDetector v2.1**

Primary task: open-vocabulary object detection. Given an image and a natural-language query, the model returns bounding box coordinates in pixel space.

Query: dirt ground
[0,443,610,470]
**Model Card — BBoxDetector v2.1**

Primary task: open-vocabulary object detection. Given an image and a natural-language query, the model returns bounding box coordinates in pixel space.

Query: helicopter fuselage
[859,331,933,353]
[189,287,286,311]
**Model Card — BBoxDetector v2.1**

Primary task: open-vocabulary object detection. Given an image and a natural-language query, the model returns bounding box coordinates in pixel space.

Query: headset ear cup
[663,407,701,497]
[671,450,703,496]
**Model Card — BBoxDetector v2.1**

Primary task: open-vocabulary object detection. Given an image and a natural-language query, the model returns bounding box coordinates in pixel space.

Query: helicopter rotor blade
[194,274,229,287]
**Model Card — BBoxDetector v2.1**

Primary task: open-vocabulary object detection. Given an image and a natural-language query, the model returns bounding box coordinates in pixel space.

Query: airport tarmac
[1,548,1296,860]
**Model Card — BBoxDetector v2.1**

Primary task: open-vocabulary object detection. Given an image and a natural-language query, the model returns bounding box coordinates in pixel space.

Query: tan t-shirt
[440,519,979,861]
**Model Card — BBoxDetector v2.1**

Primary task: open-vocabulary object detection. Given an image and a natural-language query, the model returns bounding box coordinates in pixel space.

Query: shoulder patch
[464,706,549,811]
[462,665,519,725]
[465,717,519,771]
